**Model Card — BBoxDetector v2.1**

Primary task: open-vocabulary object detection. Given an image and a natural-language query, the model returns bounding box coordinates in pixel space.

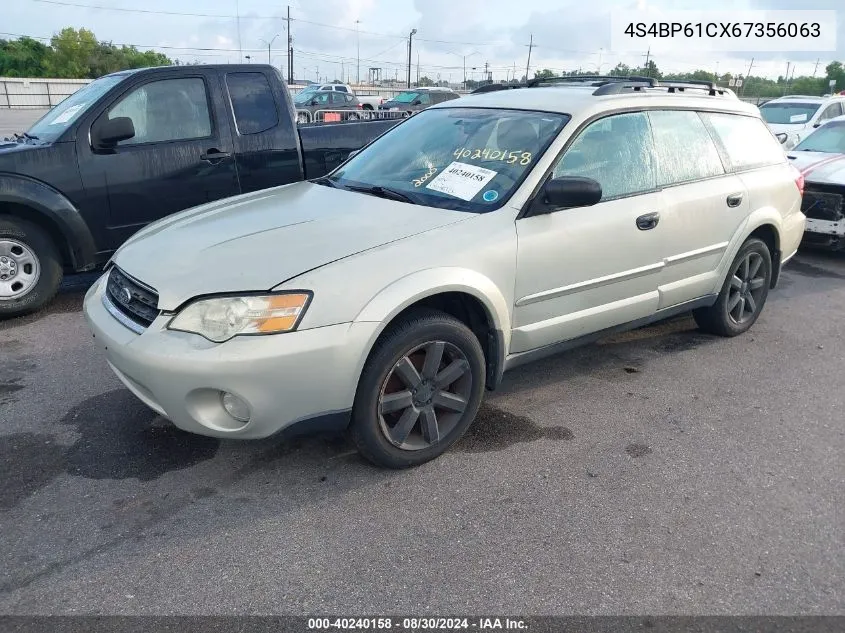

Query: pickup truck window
[26,73,125,142]
[108,77,212,145]
[328,107,569,213]
[226,72,279,135]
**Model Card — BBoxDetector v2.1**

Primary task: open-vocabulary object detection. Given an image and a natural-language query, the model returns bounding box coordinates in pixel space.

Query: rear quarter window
[702,112,785,172]
[226,72,279,135]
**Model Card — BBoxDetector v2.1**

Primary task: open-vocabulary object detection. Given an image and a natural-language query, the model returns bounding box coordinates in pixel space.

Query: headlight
[168,292,311,342]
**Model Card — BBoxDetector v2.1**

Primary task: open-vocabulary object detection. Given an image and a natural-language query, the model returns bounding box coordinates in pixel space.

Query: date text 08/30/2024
[306,617,528,630]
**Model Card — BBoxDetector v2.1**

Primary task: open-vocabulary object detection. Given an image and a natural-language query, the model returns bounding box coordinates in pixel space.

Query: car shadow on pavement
[0,272,101,330]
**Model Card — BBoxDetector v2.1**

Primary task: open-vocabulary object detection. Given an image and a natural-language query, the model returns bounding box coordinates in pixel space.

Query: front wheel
[693,237,772,337]
[351,309,486,469]
[0,216,63,319]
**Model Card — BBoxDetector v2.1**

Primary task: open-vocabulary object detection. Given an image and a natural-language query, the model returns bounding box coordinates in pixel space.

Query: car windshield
[327,107,570,213]
[294,91,315,104]
[759,102,822,125]
[794,120,845,153]
[26,74,126,141]
[393,91,421,103]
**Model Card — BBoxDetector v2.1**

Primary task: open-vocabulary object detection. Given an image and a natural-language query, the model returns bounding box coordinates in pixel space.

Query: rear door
[223,69,304,193]
[647,109,747,308]
[77,69,239,249]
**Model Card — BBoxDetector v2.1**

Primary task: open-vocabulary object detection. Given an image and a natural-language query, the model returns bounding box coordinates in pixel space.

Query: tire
[693,237,772,337]
[0,215,63,319]
[350,309,486,469]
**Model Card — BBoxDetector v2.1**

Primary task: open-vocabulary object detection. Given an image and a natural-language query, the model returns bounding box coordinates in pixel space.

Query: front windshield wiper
[22,132,39,140]
[312,176,339,188]
[343,184,417,205]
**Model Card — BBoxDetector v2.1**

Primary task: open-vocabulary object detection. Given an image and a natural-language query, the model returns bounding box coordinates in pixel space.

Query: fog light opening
[220,391,251,424]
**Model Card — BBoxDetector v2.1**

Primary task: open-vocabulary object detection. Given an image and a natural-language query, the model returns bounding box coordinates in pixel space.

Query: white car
[787,114,845,249]
[760,94,845,149]
[83,77,805,468]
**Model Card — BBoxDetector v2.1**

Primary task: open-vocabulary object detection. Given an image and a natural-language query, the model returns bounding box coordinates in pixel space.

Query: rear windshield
[759,102,821,125]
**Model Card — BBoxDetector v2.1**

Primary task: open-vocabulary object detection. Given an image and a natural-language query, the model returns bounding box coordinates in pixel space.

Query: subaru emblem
[120,287,132,304]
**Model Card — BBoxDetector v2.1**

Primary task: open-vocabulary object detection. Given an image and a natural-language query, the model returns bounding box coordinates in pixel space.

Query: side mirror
[530,177,602,215]
[775,132,788,144]
[412,100,422,105]
[93,116,135,148]
[310,99,319,106]
[813,122,822,128]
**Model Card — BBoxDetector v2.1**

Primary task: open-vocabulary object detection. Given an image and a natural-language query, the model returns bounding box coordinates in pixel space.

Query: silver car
[84,77,805,468]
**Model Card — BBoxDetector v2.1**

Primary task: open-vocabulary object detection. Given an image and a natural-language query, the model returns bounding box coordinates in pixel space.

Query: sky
[3,0,844,84]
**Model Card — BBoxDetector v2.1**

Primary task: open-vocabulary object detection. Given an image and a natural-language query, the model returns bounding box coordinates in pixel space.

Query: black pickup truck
[0,64,399,318]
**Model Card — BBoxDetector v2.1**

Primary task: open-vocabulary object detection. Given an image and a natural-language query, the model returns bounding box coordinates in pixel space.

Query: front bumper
[83,274,379,439]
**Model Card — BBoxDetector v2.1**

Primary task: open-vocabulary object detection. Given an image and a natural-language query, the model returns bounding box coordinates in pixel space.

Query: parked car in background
[83,76,803,469]
[0,64,401,318]
[760,94,845,149]
[379,87,460,115]
[787,114,845,250]
[293,90,364,123]
[293,82,384,110]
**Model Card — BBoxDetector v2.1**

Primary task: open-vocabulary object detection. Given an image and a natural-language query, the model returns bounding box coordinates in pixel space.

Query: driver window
[551,112,656,199]
[819,102,843,122]
[418,93,432,105]
[107,77,211,146]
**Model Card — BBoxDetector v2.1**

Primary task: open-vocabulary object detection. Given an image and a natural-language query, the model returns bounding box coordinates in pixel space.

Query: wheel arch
[353,268,512,391]
[0,173,98,271]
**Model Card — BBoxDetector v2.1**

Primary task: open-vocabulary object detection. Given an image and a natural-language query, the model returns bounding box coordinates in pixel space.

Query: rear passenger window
[553,111,656,199]
[702,112,784,171]
[226,72,278,135]
[649,110,724,186]
[335,86,349,93]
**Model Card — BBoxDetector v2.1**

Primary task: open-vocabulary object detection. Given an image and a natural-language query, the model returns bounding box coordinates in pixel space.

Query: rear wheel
[351,309,486,469]
[0,216,63,319]
[693,237,771,337]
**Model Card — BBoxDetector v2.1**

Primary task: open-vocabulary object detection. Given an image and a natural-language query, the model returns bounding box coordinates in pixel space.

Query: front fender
[353,267,512,389]
[0,173,97,270]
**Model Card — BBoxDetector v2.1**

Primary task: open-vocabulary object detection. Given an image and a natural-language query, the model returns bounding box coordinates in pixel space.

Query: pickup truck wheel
[693,237,771,337]
[0,216,63,319]
[351,309,486,469]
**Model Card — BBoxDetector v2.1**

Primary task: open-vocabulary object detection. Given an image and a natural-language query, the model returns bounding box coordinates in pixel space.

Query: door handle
[200,149,232,163]
[726,192,744,208]
[636,212,660,231]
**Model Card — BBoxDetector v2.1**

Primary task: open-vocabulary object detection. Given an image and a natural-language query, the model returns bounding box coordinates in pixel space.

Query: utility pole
[355,20,361,85]
[417,53,420,85]
[643,48,651,76]
[236,0,242,61]
[463,56,467,90]
[740,57,754,96]
[524,34,534,82]
[286,5,293,84]
[783,61,790,95]
[812,58,820,77]
[407,29,417,88]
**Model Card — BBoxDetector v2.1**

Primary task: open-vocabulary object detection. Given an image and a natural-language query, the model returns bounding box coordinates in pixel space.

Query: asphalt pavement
[0,251,843,616]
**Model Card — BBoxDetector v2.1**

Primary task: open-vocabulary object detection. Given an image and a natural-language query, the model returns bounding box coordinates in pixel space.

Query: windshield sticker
[413,165,438,187]
[426,161,497,201]
[49,104,86,125]
[789,113,808,123]
[453,147,532,165]
[482,190,499,202]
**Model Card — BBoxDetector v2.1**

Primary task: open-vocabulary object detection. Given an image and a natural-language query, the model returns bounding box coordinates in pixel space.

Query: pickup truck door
[220,69,304,194]
[76,69,240,250]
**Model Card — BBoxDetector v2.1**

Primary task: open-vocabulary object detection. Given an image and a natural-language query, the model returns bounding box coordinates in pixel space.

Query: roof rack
[470,75,733,97]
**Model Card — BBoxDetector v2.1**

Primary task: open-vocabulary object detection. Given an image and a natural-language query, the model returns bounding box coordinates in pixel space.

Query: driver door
[511,111,666,354]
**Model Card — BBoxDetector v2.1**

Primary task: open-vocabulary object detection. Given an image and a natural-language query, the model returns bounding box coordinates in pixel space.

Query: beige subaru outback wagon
[84,76,806,468]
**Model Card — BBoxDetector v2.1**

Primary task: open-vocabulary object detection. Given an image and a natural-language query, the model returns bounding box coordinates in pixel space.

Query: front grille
[105,267,160,329]
[802,187,844,222]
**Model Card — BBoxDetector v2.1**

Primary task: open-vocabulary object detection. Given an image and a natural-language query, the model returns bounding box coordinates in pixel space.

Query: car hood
[0,140,52,157]
[787,151,845,184]
[113,181,470,310]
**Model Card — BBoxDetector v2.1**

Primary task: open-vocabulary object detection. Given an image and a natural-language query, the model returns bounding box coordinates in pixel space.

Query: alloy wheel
[378,340,473,451]
[727,251,767,325]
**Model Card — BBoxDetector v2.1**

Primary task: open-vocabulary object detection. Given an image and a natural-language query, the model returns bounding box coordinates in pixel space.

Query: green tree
[826,61,844,92]
[533,68,556,80]
[417,75,435,87]
[44,27,99,78]
[0,37,50,77]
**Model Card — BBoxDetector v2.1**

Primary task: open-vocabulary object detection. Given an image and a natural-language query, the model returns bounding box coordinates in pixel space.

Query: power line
[27,0,504,46]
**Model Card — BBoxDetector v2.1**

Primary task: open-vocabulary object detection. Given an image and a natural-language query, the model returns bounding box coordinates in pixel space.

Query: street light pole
[261,34,280,65]
[356,20,362,85]
[407,29,417,89]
